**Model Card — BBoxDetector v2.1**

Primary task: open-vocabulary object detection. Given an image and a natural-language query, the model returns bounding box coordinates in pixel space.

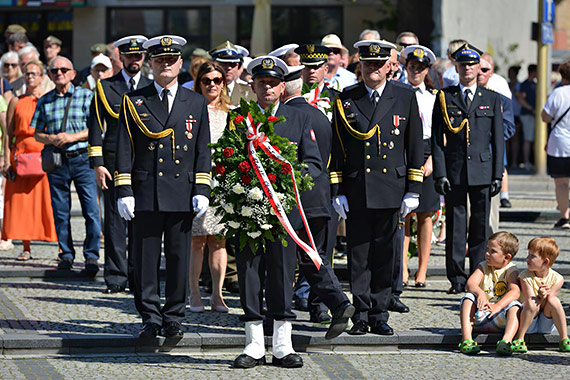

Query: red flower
[238,161,251,173]
[281,162,292,174]
[223,147,234,158]
[267,173,276,184]
[241,174,251,185]
[272,145,280,153]
[267,116,279,123]
[215,164,225,175]
[234,115,244,124]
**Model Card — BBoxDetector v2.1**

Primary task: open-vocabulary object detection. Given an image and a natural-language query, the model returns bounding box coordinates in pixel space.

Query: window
[237,6,342,51]
[107,7,210,58]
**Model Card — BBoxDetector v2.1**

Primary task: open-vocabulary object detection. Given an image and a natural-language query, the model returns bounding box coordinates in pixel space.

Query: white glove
[400,192,420,218]
[332,195,349,220]
[117,196,135,221]
[192,195,209,218]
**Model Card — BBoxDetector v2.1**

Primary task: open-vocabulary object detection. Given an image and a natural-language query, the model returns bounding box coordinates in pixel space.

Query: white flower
[222,203,234,214]
[260,224,272,230]
[247,231,262,239]
[232,183,245,194]
[248,187,264,201]
[227,221,240,229]
[211,178,219,188]
[276,192,285,201]
[241,206,253,217]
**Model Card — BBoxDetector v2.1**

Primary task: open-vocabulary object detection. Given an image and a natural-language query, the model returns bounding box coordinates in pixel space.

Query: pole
[534,0,548,175]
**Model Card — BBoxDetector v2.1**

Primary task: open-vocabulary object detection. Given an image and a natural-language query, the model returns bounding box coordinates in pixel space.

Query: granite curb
[0,331,562,355]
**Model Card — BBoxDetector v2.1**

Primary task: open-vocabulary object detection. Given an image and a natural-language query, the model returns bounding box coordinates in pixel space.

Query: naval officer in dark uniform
[88,35,152,294]
[280,64,355,339]
[232,56,322,369]
[330,39,424,336]
[431,44,504,294]
[114,35,212,339]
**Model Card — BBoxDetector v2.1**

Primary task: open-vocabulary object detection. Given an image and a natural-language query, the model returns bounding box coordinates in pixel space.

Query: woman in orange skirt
[2,60,57,260]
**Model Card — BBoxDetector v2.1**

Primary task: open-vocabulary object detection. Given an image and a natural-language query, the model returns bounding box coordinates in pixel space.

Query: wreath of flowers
[210,99,313,253]
[302,83,333,121]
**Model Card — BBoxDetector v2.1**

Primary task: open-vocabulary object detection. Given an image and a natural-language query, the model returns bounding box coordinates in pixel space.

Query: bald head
[50,56,74,70]
[481,53,494,71]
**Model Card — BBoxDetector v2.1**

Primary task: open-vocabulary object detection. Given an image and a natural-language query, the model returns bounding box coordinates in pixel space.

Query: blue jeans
[47,152,101,261]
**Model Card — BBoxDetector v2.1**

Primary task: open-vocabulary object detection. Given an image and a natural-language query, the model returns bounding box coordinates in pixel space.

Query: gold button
[176,145,180,150]
[382,154,387,159]
[158,172,164,177]
[365,142,370,147]
[175,173,180,178]
[158,144,164,149]
[390,130,394,135]
[382,168,387,173]
[366,155,371,160]
[383,142,387,147]
[158,158,163,163]
[175,159,180,164]
[366,168,371,173]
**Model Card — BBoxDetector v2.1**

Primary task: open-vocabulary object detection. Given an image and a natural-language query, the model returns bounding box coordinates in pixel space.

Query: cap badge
[160,37,172,47]
[130,39,138,47]
[413,48,424,58]
[307,45,315,54]
[369,44,380,54]
[261,58,275,70]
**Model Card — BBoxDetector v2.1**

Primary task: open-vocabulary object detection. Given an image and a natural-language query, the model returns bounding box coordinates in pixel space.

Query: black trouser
[445,185,490,286]
[102,179,132,288]
[347,207,398,326]
[132,211,192,326]
[297,217,348,317]
[236,235,297,321]
[391,220,405,297]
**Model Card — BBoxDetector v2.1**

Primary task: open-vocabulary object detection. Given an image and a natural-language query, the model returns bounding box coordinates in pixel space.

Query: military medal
[186,116,196,140]
[183,144,188,151]
[389,141,394,150]
[394,129,400,136]
[310,129,316,141]
[135,99,143,106]
[393,115,402,136]
[344,101,350,109]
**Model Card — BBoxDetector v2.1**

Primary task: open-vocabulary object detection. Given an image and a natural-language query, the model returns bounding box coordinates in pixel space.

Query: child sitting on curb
[512,237,570,353]
[459,231,521,356]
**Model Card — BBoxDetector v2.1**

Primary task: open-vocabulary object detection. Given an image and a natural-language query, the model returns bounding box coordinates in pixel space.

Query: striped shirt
[31,83,93,152]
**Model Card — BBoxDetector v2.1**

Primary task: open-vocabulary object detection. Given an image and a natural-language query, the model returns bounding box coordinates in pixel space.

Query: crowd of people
[0,22,569,367]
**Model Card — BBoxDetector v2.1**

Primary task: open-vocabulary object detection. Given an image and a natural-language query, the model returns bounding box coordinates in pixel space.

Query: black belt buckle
[64,149,86,158]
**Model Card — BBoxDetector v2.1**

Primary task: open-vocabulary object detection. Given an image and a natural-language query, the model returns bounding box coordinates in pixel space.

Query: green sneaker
[496,340,513,356]
[560,338,570,352]
[511,339,527,353]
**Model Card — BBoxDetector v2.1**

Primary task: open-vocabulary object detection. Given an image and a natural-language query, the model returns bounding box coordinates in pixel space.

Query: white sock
[243,321,265,359]
[500,192,509,200]
[272,320,295,359]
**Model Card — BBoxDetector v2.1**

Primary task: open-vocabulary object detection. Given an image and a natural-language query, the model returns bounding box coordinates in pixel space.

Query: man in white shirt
[321,34,357,91]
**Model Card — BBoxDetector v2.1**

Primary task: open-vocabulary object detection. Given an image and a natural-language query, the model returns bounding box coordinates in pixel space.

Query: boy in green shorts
[459,231,522,356]
[512,237,569,353]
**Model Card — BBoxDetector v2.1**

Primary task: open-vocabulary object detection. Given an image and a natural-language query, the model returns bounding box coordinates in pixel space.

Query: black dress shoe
[104,284,125,294]
[325,301,355,339]
[81,258,99,277]
[388,297,410,313]
[447,284,465,294]
[138,322,162,339]
[163,321,183,337]
[370,321,394,335]
[347,320,368,335]
[233,354,266,368]
[294,297,309,311]
[57,258,73,270]
[500,198,512,208]
[272,353,303,368]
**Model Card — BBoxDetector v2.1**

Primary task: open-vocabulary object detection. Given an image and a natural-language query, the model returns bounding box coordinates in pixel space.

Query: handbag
[14,152,44,177]
[41,94,72,173]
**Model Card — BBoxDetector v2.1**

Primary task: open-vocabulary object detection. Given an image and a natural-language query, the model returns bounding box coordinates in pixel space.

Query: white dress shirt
[154,81,178,114]
[414,82,437,140]
[121,70,142,91]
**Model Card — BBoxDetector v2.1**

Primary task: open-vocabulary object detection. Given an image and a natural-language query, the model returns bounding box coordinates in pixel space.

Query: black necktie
[371,90,379,106]
[464,89,472,110]
[129,78,135,92]
[162,88,169,113]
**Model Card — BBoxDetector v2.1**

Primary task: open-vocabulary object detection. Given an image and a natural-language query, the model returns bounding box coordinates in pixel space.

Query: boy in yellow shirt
[512,237,569,353]
[459,231,521,356]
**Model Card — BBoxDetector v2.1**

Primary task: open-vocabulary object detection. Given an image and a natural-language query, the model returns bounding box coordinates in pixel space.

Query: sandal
[560,338,570,352]
[511,339,527,353]
[16,251,32,261]
[459,339,480,355]
[496,340,513,356]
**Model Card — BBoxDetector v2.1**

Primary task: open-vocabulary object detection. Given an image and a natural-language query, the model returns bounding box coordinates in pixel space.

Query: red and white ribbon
[307,87,330,109]
[244,113,322,270]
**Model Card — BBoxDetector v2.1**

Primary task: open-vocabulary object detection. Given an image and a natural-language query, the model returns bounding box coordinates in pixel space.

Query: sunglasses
[49,67,72,74]
[201,77,223,86]
[4,63,18,68]
[399,43,412,48]
[480,68,491,73]
[330,48,342,55]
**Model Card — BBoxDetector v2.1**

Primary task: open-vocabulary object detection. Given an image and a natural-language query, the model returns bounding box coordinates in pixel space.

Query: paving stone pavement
[1,351,569,379]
